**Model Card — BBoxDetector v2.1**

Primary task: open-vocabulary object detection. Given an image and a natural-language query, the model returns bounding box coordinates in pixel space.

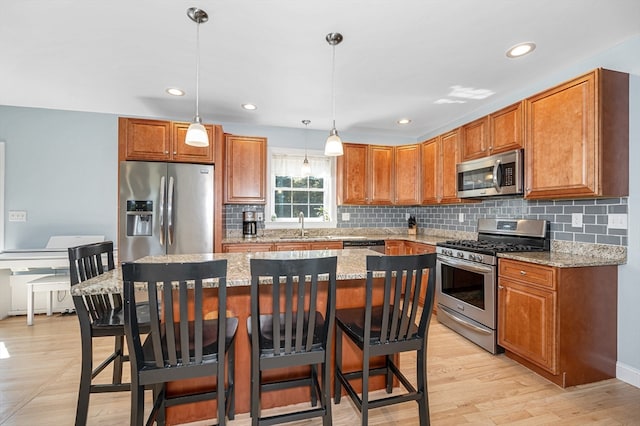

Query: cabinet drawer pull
[520,270,527,275]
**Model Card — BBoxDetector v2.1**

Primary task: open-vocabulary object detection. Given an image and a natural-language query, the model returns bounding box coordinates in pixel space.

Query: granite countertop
[71,248,388,296]
[498,250,625,267]
[222,234,449,246]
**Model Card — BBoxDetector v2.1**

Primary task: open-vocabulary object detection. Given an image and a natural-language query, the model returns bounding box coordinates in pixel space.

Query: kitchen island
[71,248,397,425]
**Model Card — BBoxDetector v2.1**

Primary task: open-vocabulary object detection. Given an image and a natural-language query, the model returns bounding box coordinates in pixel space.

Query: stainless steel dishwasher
[341,239,386,253]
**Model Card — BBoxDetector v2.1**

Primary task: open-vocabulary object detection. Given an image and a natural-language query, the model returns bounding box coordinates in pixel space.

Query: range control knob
[457,252,464,258]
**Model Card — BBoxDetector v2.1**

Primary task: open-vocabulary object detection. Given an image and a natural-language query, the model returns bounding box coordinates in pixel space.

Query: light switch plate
[458,213,464,223]
[255,212,264,221]
[8,210,27,222]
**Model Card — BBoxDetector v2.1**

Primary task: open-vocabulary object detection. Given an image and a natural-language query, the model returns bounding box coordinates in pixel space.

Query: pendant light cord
[195,18,201,120]
[331,44,336,129]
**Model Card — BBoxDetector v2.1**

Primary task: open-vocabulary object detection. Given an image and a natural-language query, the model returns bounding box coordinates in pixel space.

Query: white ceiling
[2,0,639,139]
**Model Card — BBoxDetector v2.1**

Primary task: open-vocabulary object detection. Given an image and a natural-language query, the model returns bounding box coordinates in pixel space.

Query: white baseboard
[617,361,640,388]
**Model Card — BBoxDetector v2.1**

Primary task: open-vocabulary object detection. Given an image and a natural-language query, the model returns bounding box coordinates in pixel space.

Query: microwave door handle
[492,160,501,192]
[159,175,166,246]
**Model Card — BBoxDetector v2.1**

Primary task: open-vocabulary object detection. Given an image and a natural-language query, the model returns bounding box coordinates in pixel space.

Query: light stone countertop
[71,248,386,296]
[498,251,625,268]
[222,234,449,246]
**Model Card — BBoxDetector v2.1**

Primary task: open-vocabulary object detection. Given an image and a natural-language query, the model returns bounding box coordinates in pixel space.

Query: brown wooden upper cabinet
[524,68,628,199]
[337,143,394,205]
[420,129,471,205]
[224,134,267,204]
[118,117,216,163]
[394,144,421,205]
[489,102,524,155]
[420,137,440,205]
[460,116,489,161]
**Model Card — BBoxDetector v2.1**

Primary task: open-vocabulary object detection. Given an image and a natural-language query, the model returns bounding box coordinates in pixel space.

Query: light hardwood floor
[1,313,639,425]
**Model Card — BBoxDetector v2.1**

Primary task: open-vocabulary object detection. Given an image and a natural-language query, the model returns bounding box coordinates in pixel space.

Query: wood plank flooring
[1,313,639,425]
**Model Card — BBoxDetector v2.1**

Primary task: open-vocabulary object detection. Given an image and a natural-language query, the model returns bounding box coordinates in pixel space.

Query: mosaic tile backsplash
[225,197,628,246]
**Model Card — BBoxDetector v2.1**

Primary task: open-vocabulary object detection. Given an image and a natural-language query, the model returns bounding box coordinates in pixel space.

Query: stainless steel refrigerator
[118,161,214,262]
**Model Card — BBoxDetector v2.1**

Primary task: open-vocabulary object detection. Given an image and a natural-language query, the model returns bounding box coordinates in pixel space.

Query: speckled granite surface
[499,240,627,267]
[71,248,387,296]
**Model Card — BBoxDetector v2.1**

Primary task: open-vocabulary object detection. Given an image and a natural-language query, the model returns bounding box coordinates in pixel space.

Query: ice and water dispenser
[126,200,153,236]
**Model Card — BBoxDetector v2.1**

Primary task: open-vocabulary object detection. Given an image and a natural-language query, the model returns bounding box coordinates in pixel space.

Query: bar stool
[334,253,437,426]
[248,256,337,426]
[122,259,237,426]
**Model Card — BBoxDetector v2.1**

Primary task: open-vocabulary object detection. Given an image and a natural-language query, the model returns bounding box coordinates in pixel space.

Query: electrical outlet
[255,212,264,221]
[341,212,350,221]
[8,210,27,222]
[571,213,583,228]
[458,213,464,223]
[405,213,410,220]
[608,213,628,229]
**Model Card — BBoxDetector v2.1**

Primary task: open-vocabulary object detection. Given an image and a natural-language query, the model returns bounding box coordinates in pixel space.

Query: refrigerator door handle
[168,176,175,246]
[159,175,166,246]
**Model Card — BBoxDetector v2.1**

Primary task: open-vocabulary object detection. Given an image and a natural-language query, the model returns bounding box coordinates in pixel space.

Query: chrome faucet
[298,211,305,236]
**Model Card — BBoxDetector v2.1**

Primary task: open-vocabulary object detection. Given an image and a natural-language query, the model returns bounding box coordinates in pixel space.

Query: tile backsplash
[225,197,628,246]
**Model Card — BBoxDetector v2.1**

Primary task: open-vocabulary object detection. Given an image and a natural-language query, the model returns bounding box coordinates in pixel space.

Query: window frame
[266,146,337,229]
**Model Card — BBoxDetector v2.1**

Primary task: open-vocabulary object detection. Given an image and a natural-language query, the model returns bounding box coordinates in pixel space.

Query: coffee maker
[243,211,257,238]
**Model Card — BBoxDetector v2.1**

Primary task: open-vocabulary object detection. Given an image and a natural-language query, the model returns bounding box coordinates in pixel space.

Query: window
[267,148,336,228]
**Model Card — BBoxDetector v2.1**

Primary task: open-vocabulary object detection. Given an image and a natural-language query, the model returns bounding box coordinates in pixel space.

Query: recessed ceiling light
[397,118,411,125]
[506,42,536,58]
[242,103,257,111]
[166,87,185,96]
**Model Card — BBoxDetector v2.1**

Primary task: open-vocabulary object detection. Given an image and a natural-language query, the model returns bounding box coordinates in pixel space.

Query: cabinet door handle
[520,270,527,275]
[498,285,504,290]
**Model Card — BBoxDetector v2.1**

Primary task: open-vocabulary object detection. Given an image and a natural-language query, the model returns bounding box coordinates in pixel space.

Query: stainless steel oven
[436,219,549,354]
[436,253,498,353]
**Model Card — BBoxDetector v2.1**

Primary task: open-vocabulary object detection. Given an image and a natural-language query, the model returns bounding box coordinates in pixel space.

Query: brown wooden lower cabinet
[498,258,617,388]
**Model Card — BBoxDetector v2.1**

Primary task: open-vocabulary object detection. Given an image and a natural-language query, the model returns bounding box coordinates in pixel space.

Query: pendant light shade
[186,119,208,147]
[325,32,344,156]
[185,7,209,147]
[301,119,312,176]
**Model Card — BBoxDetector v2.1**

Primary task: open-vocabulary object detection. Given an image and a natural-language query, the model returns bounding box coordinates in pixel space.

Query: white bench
[24,235,104,325]
[26,274,71,326]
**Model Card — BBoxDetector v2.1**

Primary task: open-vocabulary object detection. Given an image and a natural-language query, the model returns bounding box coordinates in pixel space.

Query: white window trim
[266,146,337,229]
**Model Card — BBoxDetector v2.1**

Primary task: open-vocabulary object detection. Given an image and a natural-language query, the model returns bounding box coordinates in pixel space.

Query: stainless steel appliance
[342,239,386,253]
[119,161,214,262]
[457,149,523,198]
[243,211,257,238]
[436,218,549,353]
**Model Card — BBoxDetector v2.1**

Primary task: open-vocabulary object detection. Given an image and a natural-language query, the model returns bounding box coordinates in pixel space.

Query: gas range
[435,218,549,354]
[436,219,550,265]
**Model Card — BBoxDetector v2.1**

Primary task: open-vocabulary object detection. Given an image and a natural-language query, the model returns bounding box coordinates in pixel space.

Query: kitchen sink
[279,236,310,239]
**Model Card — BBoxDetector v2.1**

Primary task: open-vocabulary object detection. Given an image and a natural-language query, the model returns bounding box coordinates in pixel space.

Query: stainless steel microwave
[456,149,523,198]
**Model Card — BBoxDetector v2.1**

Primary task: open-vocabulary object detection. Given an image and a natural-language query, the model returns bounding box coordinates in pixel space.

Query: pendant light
[301,119,312,176]
[185,7,209,147]
[324,32,344,156]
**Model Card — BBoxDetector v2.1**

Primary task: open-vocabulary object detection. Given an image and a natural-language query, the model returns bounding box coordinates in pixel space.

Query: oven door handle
[439,307,493,335]
[437,255,494,274]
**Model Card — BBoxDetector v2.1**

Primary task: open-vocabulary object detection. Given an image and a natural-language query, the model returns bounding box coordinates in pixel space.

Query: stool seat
[26,274,70,325]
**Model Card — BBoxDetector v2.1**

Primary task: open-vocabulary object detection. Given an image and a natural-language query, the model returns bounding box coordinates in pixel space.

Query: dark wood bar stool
[122,260,237,426]
[334,253,437,426]
[68,241,150,426]
[248,256,337,426]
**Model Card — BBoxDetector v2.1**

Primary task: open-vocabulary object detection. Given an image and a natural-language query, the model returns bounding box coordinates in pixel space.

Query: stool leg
[27,284,34,326]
